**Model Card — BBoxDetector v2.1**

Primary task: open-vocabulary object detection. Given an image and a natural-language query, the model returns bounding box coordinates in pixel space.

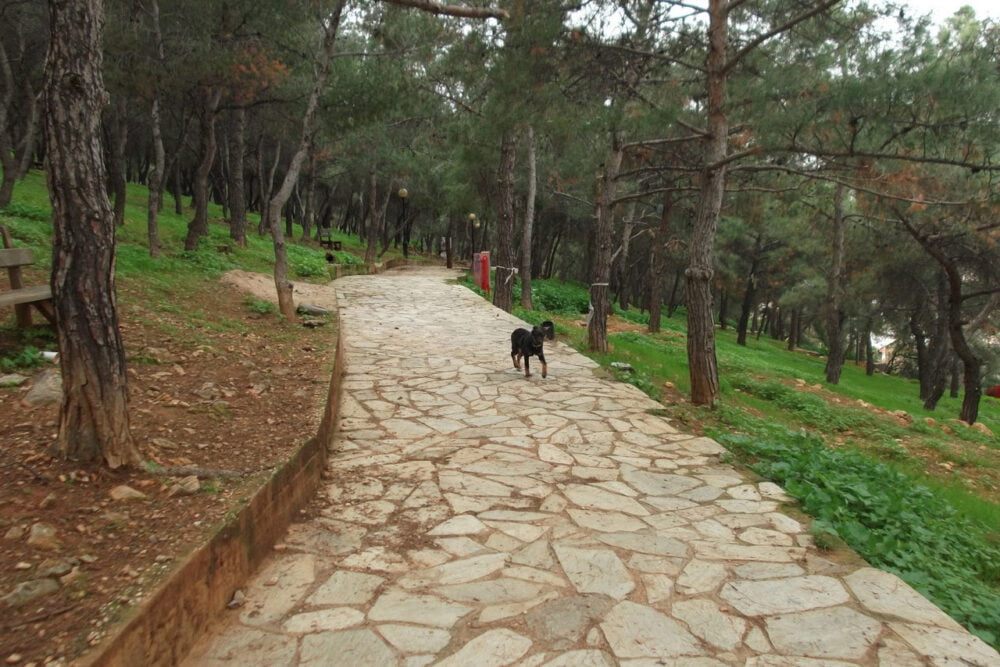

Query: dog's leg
[511,347,521,370]
[523,354,531,377]
[539,352,547,378]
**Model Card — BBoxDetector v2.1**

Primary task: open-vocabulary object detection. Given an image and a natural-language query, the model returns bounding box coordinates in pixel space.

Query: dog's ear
[541,321,555,340]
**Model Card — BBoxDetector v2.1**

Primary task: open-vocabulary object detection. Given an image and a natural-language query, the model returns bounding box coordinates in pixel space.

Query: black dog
[511,321,554,378]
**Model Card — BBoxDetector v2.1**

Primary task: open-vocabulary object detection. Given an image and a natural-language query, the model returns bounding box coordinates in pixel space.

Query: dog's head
[541,320,555,340]
[529,326,545,349]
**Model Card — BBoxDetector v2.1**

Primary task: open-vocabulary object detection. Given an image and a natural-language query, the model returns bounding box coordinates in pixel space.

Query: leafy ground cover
[461,272,1000,649]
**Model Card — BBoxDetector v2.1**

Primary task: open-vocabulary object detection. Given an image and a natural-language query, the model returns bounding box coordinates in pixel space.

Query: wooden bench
[1,227,55,327]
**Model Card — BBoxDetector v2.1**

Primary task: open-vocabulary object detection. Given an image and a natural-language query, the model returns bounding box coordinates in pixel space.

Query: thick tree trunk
[520,124,536,310]
[184,86,221,251]
[615,206,636,311]
[589,136,623,352]
[686,0,727,405]
[824,183,847,384]
[494,128,517,312]
[43,0,140,469]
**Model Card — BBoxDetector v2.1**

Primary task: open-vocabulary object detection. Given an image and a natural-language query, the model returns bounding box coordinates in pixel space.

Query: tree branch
[381,0,508,20]
[724,0,842,75]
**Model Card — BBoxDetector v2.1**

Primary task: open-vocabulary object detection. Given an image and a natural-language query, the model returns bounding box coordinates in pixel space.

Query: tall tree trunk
[107,102,128,227]
[615,204,636,311]
[648,189,673,334]
[922,276,950,409]
[494,128,517,312]
[364,167,379,264]
[686,0,727,405]
[589,135,623,352]
[43,0,140,468]
[267,0,345,319]
[0,39,40,208]
[229,107,248,246]
[520,124,536,310]
[736,236,761,346]
[145,0,165,258]
[787,307,800,351]
[184,86,222,251]
[824,183,847,384]
[301,148,315,241]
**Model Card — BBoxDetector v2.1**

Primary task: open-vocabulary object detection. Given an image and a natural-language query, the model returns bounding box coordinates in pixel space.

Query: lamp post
[398,188,410,258]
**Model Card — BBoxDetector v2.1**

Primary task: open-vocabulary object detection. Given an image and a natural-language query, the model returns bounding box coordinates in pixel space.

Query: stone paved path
[184,267,1000,666]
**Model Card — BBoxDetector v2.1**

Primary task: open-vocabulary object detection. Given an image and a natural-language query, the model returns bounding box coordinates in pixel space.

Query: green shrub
[1,346,46,372]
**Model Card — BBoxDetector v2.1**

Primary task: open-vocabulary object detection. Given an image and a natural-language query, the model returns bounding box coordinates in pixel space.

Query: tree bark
[364,167,380,264]
[520,124,536,310]
[823,183,847,384]
[227,107,248,246]
[184,86,222,251]
[145,0,166,258]
[43,0,140,469]
[648,189,673,334]
[493,128,517,312]
[685,0,727,405]
[589,135,622,352]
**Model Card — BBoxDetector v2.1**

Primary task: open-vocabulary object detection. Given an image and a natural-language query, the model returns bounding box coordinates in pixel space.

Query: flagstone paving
[184,266,1000,666]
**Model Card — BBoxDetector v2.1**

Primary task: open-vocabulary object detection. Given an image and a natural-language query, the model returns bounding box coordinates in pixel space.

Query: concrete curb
[79,317,345,667]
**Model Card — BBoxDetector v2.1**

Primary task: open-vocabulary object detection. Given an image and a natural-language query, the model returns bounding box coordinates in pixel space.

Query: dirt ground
[0,270,337,665]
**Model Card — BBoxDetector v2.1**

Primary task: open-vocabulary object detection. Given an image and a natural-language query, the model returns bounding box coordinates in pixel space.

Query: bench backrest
[0,247,36,269]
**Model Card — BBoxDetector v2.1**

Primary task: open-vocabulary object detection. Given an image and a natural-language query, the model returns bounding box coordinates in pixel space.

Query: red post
[480,251,490,296]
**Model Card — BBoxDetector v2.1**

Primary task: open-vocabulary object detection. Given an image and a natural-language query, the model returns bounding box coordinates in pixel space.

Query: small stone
[14,562,32,571]
[228,589,246,608]
[60,566,85,587]
[4,525,26,541]
[109,485,147,502]
[6,653,23,664]
[168,475,201,497]
[27,522,61,551]
[38,492,58,510]
[22,369,62,405]
[0,373,28,387]
[1,579,59,607]
[37,558,74,578]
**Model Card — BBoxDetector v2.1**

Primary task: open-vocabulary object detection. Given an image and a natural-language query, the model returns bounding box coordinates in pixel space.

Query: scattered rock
[168,476,201,497]
[296,303,331,317]
[14,562,32,571]
[924,417,936,428]
[4,525,26,541]
[60,566,85,587]
[892,410,912,424]
[27,522,61,551]
[971,422,993,436]
[39,492,58,509]
[610,362,634,372]
[6,653,23,664]
[193,383,221,400]
[228,589,246,608]
[22,369,62,406]
[0,373,28,388]
[1,578,59,607]
[110,485,147,502]
[151,437,177,451]
[142,347,177,364]
[37,558,74,578]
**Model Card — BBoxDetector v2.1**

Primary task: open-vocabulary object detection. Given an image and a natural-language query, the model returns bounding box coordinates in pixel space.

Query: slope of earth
[0,271,335,665]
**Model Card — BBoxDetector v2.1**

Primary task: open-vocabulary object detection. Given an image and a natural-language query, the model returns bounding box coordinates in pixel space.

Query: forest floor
[0,271,338,665]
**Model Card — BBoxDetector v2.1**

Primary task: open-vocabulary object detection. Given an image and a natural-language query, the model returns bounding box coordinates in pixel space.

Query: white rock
[600,600,705,659]
[434,628,532,667]
[283,607,365,634]
[764,606,882,660]
[720,576,849,616]
[307,570,384,606]
[844,567,964,630]
[672,599,747,651]
[368,590,473,628]
[553,544,634,599]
